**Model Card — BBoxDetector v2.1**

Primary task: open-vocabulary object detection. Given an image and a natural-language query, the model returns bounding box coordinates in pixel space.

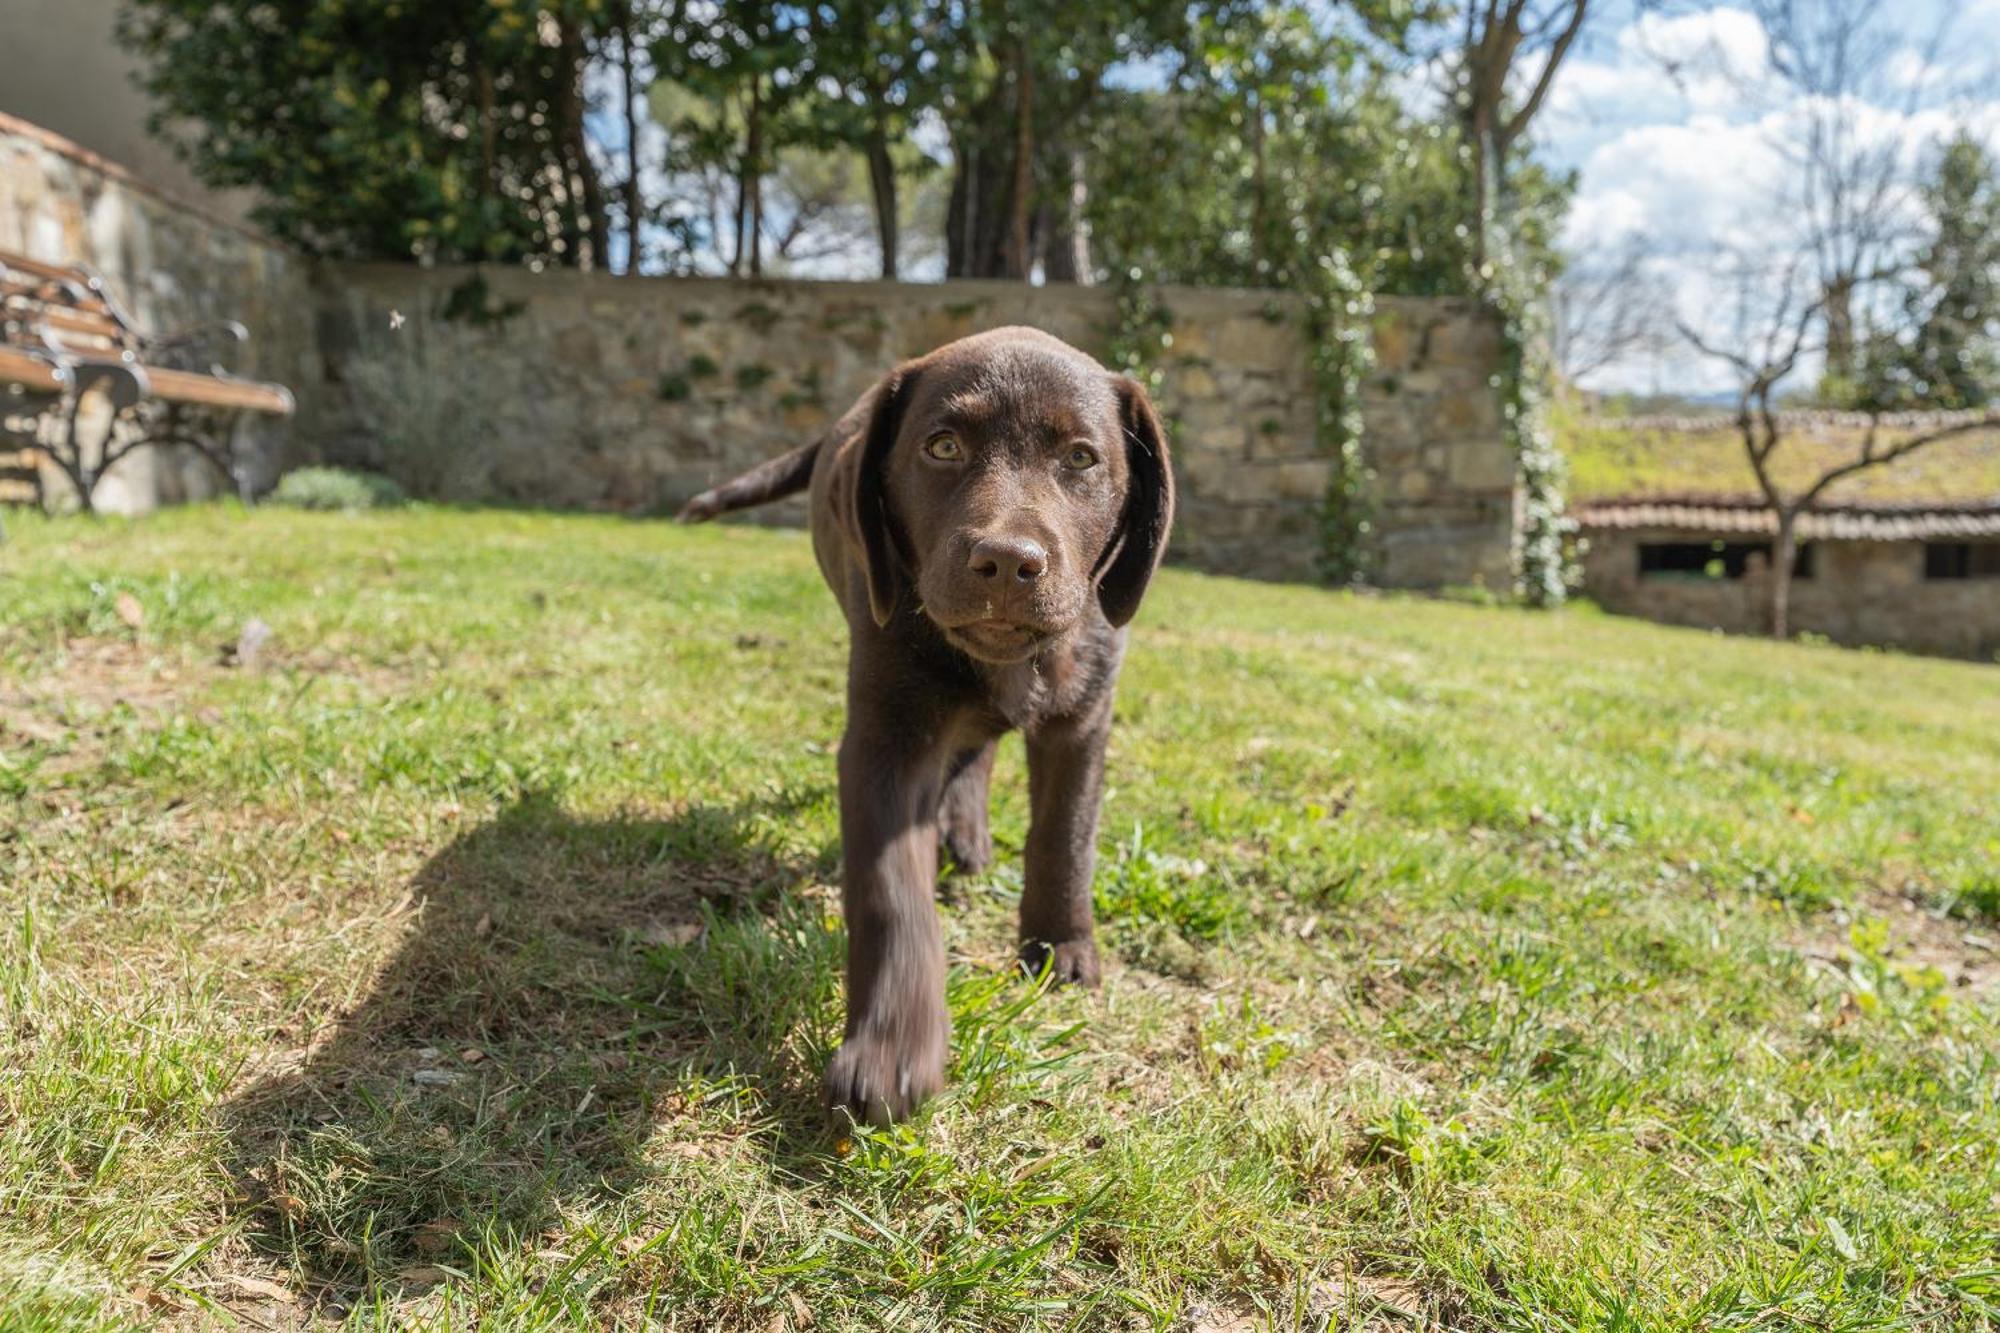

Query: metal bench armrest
[144,320,250,375]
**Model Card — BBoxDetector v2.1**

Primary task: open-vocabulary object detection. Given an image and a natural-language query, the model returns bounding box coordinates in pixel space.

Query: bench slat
[0,345,67,394]
[145,366,294,415]
[0,252,94,286]
[24,308,130,342]
[2,344,288,416]
[0,278,112,314]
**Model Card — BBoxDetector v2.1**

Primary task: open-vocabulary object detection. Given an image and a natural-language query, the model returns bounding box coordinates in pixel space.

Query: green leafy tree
[936,0,1189,280]
[1850,133,2000,411]
[119,0,616,265]
[652,0,816,277]
[795,0,942,278]
[1085,3,1536,297]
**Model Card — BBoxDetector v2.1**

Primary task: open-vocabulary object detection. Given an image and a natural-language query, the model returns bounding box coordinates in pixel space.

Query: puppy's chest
[978,642,1092,731]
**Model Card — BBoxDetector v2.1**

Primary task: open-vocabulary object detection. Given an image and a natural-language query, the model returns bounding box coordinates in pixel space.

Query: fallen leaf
[643,920,705,948]
[413,1219,461,1255]
[225,1274,295,1303]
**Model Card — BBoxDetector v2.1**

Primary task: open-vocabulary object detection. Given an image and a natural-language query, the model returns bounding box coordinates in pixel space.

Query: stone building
[1575,495,2000,660]
[3,110,1522,590]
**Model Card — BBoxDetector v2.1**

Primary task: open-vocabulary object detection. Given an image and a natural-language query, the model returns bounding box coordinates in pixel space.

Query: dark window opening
[1638,540,1814,581]
[1925,542,2000,580]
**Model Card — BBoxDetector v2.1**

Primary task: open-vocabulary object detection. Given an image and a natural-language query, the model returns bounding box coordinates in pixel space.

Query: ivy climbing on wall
[1302,249,1377,586]
[1105,269,1175,397]
[1484,234,1576,608]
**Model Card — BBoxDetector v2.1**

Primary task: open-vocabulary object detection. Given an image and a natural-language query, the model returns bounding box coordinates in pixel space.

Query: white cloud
[1547,3,2000,393]
[1620,6,1767,84]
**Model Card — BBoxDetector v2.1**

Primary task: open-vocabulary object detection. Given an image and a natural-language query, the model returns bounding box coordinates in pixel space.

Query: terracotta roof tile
[1572,494,2000,541]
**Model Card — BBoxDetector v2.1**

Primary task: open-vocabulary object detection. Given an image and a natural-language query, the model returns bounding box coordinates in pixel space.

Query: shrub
[339,333,510,500]
[269,467,407,512]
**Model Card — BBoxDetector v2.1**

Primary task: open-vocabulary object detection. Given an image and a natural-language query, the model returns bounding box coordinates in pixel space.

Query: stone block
[782,402,830,434]
[1437,386,1501,435]
[1215,315,1296,367]
[1276,460,1333,500]
[1445,440,1520,492]
[1372,316,1414,372]
[1430,312,1503,367]
[1173,364,1220,398]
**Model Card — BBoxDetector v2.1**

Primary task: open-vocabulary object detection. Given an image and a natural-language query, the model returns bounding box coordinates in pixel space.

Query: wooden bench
[0,249,294,514]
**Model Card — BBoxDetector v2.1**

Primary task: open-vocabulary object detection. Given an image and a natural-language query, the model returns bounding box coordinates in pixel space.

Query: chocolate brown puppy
[679,327,1174,1124]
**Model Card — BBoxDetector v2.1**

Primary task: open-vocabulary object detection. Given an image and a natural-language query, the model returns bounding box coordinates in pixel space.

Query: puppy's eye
[924,434,963,462]
[1064,444,1100,471]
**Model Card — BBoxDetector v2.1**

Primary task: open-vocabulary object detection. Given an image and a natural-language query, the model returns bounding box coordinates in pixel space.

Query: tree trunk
[1037,144,1090,284]
[1005,38,1034,281]
[1061,146,1090,283]
[619,3,644,275]
[945,103,1014,278]
[945,137,974,277]
[1822,277,1855,381]
[1250,94,1267,278]
[1770,510,1798,639]
[729,89,748,276]
[557,16,610,270]
[1470,111,1500,272]
[746,76,764,279]
[865,112,899,280]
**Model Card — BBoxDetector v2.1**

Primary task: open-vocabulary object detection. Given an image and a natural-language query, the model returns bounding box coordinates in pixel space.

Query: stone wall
[316,264,1515,586]
[0,113,315,510]
[2,109,1518,585]
[1581,529,2000,660]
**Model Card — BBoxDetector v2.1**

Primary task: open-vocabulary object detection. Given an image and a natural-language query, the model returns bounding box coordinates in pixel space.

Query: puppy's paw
[1019,937,1101,988]
[939,821,992,877]
[824,1024,947,1127]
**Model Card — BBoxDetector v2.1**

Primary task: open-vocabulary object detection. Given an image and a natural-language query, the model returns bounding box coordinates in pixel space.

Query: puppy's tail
[676,440,820,522]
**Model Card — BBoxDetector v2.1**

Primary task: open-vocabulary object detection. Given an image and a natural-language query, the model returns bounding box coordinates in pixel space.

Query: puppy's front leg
[1019,701,1112,988]
[825,715,950,1125]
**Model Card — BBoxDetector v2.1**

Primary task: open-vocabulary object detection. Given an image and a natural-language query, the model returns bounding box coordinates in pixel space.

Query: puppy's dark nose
[968,534,1049,582]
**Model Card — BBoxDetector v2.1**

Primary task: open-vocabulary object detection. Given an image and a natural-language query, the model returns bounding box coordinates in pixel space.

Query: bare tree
[1554,236,1673,385]
[1454,1,1593,270]
[1679,257,2000,639]
[1643,0,1956,383]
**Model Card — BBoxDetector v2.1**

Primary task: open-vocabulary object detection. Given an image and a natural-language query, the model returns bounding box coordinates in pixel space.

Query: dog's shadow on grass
[221,790,844,1302]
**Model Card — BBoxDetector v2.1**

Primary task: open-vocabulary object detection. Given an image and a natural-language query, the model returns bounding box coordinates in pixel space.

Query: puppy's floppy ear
[1096,376,1176,627]
[842,366,919,628]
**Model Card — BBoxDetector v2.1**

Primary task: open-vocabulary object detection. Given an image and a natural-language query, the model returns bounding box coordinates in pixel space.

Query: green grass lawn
[1557,403,2000,504]
[3,506,1998,1331]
